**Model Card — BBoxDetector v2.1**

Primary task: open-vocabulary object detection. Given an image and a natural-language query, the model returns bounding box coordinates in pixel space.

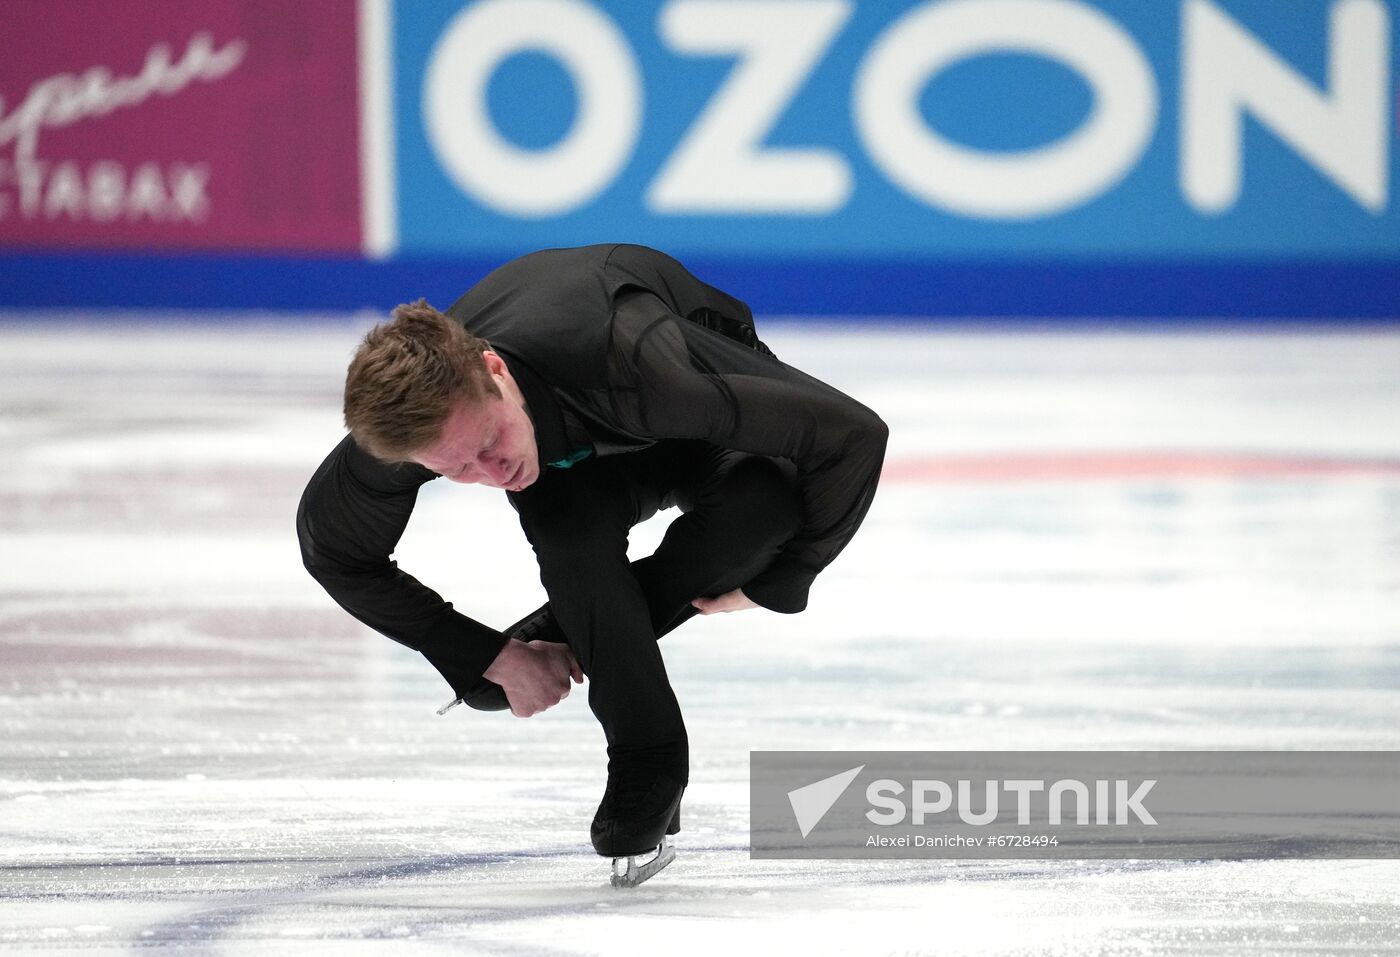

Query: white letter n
[1182,0,1390,213]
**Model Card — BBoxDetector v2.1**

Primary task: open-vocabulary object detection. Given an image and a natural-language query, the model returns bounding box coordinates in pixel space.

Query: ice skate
[610,834,677,888]
[592,770,685,888]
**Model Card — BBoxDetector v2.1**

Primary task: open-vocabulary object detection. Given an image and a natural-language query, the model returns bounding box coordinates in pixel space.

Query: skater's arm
[296,434,510,696]
[609,310,887,614]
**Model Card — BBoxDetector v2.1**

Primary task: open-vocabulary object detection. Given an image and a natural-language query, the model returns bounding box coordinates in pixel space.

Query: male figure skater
[297,244,886,885]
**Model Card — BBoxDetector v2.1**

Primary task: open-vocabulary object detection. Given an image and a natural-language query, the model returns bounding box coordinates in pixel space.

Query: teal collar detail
[548,447,594,470]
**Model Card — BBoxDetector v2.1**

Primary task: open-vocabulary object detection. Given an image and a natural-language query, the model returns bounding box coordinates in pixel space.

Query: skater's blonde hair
[343,300,500,462]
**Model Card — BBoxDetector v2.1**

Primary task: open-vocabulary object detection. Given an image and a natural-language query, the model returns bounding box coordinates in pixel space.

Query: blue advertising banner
[389,0,1399,259]
[2,0,1396,317]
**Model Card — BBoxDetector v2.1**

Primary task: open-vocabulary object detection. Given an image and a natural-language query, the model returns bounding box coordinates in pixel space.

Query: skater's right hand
[483,639,584,717]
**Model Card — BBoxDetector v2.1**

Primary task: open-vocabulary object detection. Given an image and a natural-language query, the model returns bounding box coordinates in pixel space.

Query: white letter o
[423,0,642,217]
[853,0,1158,219]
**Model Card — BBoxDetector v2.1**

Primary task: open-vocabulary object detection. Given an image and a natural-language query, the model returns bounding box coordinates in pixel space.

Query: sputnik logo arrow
[787,764,865,838]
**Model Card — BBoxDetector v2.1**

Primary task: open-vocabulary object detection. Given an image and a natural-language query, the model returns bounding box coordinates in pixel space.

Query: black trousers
[506,442,801,780]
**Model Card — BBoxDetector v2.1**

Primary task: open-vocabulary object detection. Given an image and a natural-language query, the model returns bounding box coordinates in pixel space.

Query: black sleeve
[606,307,888,613]
[295,433,509,697]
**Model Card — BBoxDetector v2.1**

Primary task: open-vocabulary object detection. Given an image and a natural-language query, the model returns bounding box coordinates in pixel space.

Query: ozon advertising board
[383,0,1399,259]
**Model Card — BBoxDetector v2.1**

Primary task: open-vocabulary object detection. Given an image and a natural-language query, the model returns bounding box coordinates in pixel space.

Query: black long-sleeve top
[297,245,887,696]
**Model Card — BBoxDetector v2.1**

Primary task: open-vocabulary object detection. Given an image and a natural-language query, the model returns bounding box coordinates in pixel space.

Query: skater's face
[409,350,540,492]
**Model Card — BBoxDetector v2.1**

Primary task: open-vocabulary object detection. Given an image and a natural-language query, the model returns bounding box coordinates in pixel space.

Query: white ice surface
[2,318,1399,955]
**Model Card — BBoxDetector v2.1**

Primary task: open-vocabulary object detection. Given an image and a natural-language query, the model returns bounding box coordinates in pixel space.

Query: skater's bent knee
[727,458,801,542]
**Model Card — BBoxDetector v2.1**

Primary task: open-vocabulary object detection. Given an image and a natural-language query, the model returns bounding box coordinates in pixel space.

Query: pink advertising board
[0,0,362,253]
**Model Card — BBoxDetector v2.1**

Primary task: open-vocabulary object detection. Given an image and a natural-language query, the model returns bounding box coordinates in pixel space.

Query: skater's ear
[479,350,519,398]
[480,350,507,378]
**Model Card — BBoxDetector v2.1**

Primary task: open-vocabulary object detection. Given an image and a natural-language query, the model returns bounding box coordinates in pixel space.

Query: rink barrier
[1,253,1397,320]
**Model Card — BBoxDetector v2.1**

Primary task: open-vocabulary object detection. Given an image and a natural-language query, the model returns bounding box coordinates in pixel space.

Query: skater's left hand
[691,588,758,615]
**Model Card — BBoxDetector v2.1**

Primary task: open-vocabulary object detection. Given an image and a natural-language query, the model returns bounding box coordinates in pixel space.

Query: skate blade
[609,837,675,888]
